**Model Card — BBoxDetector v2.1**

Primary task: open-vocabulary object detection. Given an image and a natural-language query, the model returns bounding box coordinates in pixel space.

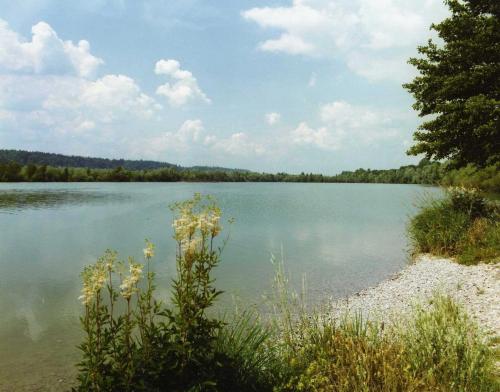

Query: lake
[0,182,440,390]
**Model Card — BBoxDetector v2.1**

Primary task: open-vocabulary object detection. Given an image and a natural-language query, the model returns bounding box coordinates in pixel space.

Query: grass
[74,193,499,391]
[408,187,500,265]
[272,295,498,392]
[267,254,498,392]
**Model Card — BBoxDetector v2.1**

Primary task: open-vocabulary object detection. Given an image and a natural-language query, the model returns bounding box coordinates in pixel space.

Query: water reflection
[0,189,130,212]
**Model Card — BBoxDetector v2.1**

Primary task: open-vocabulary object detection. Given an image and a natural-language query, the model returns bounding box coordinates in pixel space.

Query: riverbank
[332,254,499,337]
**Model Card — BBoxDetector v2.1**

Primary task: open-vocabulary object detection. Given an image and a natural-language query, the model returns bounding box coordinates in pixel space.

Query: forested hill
[0,149,245,172]
[0,149,178,170]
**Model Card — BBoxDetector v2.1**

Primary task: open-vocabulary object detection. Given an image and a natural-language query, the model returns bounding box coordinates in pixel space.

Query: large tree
[404,0,499,167]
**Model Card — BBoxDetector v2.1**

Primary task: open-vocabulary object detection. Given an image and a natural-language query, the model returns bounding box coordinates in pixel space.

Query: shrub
[408,187,499,264]
[447,186,488,218]
[458,218,500,265]
[441,163,500,194]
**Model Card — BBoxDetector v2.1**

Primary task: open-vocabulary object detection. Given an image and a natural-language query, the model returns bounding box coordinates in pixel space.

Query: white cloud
[212,132,266,156]
[259,34,314,55]
[265,112,281,125]
[144,119,206,155]
[291,101,401,150]
[346,52,416,82]
[292,122,340,150]
[242,0,448,82]
[0,20,266,165]
[0,73,161,136]
[0,19,103,78]
[155,59,210,106]
[0,20,162,154]
[140,120,265,159]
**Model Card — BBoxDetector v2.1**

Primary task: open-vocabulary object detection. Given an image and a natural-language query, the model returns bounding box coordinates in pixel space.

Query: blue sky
[0,0,449,173]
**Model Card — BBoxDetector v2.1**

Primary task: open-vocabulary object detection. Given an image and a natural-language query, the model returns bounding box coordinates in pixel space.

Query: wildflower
[120,262,143,299]
[209,210,221,237]
[103,249,117,271]
[198,213,211,236]
[79,262,107,305]
[180,237,201,258]
[174,214,198,240]
[143,240,155,259]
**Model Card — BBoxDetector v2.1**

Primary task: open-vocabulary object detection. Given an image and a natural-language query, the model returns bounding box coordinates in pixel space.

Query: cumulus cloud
[259,34,314,55]
[291,101,400,150]
[143,119,206,155]
[155,59,210,106]
[0,20,162,154]
[292,122,340,150]
[0,73,161,134]
[242,0,449,82]
[140,120,265,160]
[0,19,103,78]
[49,74,160,122]
[265,112,281,125]
[212,132,266,156]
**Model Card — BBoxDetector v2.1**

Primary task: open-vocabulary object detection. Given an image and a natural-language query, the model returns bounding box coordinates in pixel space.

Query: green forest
[1,150,499,193]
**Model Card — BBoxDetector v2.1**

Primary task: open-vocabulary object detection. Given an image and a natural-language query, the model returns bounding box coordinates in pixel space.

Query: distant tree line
[1,158,498,193]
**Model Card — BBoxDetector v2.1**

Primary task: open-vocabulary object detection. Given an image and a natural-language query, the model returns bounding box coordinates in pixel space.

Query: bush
[408,187,499,264]
[459,218,500,265]
[441,163,500,194]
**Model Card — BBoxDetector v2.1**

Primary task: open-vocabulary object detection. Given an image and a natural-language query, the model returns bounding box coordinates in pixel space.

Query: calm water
[0,182,440,390]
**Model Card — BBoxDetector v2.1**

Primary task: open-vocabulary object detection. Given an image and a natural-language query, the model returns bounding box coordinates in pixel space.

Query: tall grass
[269,256,498,391]
[408,186,499,264]
[74,193,499,391]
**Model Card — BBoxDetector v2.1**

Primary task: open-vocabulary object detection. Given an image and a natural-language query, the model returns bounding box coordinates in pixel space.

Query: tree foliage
[404,0,500,166]
[1,158,499,192]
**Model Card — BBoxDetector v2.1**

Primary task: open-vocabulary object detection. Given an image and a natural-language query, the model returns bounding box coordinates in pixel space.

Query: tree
[404,0,499,167]
[1,162,22,181]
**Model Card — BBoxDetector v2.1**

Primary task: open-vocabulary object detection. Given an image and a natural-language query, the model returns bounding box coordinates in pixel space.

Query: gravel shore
[332,254,500,337]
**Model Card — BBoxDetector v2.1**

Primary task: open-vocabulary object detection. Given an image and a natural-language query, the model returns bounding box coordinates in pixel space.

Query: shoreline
[332,255,499,336]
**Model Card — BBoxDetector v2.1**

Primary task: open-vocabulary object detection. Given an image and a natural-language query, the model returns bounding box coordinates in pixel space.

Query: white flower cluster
[172,203,221,260]
[120,262,143,300]
[143,240,155,259]
[79,263,107,305]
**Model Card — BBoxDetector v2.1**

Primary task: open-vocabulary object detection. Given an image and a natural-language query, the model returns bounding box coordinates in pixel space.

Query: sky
[0,0,450,174]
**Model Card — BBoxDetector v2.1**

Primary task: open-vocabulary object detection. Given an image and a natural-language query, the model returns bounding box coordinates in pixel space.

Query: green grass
[408,187,500,265]
[272,295,498,392]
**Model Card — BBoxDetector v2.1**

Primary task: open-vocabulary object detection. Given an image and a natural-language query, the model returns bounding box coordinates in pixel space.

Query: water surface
[0,182,441,390]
